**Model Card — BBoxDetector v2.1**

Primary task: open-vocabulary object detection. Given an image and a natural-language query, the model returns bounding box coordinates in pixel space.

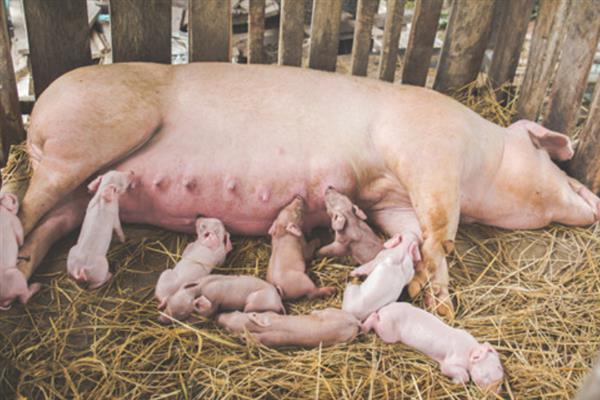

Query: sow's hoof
[424,285,454,319]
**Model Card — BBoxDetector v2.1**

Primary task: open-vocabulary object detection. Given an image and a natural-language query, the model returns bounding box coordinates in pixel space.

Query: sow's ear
[518,120,574,161]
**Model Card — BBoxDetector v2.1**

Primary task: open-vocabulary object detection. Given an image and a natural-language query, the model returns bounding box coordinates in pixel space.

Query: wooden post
[278,0,305,67]
[433,0,495,93]
[378,0,404,82]
[350,0,378,77]
[22,0,91,97]
[110,0,171,63]
[488,0,534,87]
[544,1,600,134]
[401,0,442,86]
[516,0,570,121]
[308,0,343,71]
[0,2,24,164]
[248,0,265,64]
[569,79,600,192]
[188,0,232,62]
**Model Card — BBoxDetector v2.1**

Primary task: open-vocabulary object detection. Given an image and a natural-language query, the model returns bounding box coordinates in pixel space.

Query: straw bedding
[1,81,598,399]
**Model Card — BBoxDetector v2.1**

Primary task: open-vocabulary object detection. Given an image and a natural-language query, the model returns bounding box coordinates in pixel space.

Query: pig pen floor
[1,83,599,399]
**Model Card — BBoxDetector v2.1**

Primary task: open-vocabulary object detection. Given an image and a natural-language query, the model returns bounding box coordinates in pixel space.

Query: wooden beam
[488,0,534,87]
[22,0,91,97]
[544,1,600,134]
[433,0,495,93]
[248,0,265,64]
[110,0,171,63]
[350,0,378,77]
[308,0,343,71]
[378,0,404,82]
[278,0,304,67]
[0,2,24,164]
[188,0,232,62]
[516,0,570,121]
[401,0,442,86]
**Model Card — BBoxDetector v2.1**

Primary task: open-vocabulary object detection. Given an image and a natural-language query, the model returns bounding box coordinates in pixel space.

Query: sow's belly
[113,146,358,235]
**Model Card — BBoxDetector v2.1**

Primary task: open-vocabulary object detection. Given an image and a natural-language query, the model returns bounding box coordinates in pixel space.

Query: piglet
[67,170,132,289]
[318,187,383,264]
[0,193,40,309]
[363,302,504,392]
[155,217,232,309]
[342,234,419,321]
[267,196,335,299]
[217,308,361,348]
[159,274,284,323]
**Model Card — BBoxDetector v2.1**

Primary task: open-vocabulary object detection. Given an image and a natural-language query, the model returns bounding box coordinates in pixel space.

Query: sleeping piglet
[67,170,133,289]
[342,234,419,321]
[155,217,232,309]
[217,308,361,348]
[159,274,284,323]
[0,193,40,309]
[363,302,504,392]
[318,187,383,264]
[267,196,335,299]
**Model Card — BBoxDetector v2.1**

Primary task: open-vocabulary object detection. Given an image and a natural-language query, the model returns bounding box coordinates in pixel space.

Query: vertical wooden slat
[516,0,570,121]
[248,0,265,64]
[0,2,24,164]
[278,0,304,66]
[110,0,171,63]
[350,0,378,77]
[378,0,404,82]
[401,0,442,86]
[433,0,495,93]
[189,0,232,62]
[488,0,534,87]
[570,82,600,192]
[308,0,343,71]
[544,1,600,134]
[22,0,91,97]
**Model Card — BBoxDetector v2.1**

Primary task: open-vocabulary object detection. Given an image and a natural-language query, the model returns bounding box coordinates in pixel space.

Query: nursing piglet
[155,217,232,309]
[67,170,132,289]
[159,274,284,323]
[363,302,504,392]
[342,234,419,321]
[0,193,40,309]
[267,196,335,299]
[319,187,383,264]
[217,308,361,347]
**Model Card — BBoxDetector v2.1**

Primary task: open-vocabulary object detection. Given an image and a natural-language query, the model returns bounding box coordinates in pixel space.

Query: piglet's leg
[350,259,377,277]
[318,241,348,258]
[440,362,469,384]
[19,283,41,304]
[113,212,126,243]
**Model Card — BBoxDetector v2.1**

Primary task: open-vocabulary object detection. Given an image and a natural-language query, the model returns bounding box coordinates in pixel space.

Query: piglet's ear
[267,221,277,236]
[331,212,346,231]
[101,184,117,202]
[408,241,421,263]
[224,233,233,253]
[384,234,402,249]
[87,175,103,193]
[525,122,574,161]
[249,312,272,327]
[353,205,368,220]
[193,295,212,313]
[469,345,489,364]
[482,342,496,353]
[286,223,302,237]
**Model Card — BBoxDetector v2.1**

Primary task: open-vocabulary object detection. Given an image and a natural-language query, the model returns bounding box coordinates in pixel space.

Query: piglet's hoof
[424,285,454,318]
[407,272,429,299]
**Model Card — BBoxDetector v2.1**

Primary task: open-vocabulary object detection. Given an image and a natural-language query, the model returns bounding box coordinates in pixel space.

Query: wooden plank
[378,0,404,82]
[110,0,171,63]
[0,2,24,164]
[278,0,305,66]
[401,0,442,86]
[488,0,534,87]
[350,0,378,76]
[433,0,495,93]
[248,0,265,63]
[516,0,570,121]
[189,0,232,62]
[308,0,343,72]
[570,80,600,192]
[544,1,600,134]
[22,0,91,97]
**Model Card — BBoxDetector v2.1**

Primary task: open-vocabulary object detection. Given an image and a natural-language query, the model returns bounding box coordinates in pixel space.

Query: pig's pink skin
[216,308,361,348]
[155,217,232,306]
[67,171,133,289]
[319,187,383,264]
[159,274,284,323]
[0,269,41,310]
[363,302,504,392]
[343,234,419,321]
[0,193,23,271]
[267,196,336,300]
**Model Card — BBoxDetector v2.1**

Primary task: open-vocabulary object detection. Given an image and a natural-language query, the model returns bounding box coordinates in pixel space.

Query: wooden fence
[0,0,600,191]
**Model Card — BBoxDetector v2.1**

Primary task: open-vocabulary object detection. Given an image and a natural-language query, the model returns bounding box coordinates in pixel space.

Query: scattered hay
[1,79,598,399]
